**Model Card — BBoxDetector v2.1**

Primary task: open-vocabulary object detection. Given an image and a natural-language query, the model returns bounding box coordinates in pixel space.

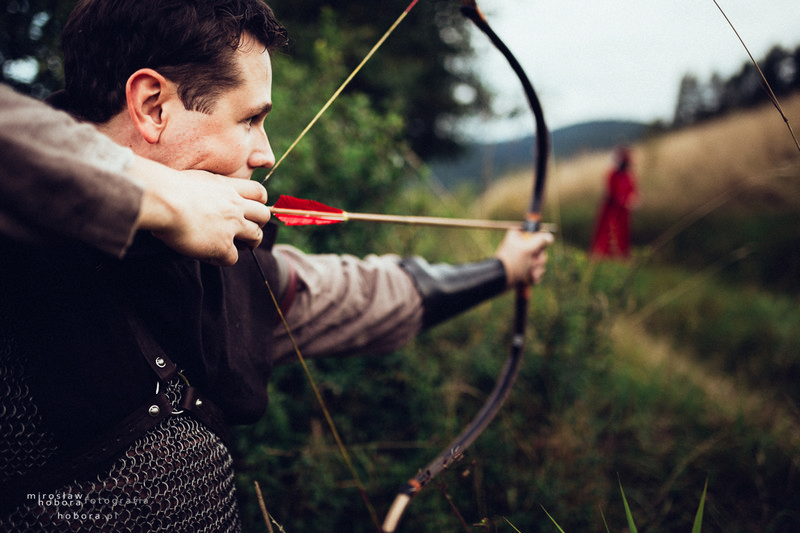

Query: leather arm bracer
[399,256,507,330]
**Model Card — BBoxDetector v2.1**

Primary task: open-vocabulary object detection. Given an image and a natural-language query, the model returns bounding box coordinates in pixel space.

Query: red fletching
[273,195,342,213]
[271,196,345,226]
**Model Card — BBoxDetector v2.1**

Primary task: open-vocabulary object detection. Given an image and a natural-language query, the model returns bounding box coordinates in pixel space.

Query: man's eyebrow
[246,102,272,117]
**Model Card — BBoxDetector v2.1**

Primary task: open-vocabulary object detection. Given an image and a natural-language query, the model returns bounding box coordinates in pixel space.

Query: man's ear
[126,69,174,144]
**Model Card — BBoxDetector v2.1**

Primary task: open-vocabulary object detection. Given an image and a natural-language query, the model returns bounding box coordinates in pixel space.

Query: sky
[459,0,800,141]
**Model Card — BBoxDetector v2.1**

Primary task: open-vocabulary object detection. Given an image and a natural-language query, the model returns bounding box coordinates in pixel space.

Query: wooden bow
[381,1,551,530]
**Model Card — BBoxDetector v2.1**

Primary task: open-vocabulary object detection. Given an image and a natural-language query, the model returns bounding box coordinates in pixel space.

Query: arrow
[270,196,557,232]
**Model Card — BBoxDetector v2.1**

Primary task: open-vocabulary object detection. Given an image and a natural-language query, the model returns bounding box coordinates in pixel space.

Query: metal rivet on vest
[195,399,203,408]
[155,357,166,368]
[148,405,161,417]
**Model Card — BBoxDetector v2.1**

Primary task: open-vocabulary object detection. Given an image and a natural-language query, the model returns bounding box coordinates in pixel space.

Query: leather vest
[0,223,281,508]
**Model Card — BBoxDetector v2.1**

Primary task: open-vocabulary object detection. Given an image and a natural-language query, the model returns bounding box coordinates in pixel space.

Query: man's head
[60,0,288,179]
[62,0,287,124]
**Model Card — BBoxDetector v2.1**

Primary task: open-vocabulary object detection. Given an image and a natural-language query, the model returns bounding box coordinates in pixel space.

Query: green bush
[233,232,800,532]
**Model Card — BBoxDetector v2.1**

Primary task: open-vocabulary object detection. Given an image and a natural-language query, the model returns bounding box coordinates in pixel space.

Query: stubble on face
[154,35,274,179]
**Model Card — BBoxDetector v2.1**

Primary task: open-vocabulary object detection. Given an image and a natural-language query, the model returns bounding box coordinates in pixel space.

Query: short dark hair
[61,0,288,123]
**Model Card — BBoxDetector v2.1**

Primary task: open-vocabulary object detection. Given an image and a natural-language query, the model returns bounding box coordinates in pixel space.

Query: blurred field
[480,92,800,240]
[237,93,800,533]
[462,92,800,529]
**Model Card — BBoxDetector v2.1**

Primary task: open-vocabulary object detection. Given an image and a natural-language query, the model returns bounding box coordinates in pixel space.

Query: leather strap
[122,309,231,444]
[1,290,232,515]
[180,385,231,445]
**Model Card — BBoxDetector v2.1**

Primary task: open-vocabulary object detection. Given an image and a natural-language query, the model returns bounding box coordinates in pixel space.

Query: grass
[461,93,800,530]
[235,94,800,533]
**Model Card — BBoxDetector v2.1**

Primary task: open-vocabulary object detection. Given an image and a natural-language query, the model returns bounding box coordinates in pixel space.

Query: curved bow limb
[381,1,550,531]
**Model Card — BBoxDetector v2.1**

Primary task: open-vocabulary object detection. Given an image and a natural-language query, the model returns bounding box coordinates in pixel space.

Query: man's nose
[250,126,275,169]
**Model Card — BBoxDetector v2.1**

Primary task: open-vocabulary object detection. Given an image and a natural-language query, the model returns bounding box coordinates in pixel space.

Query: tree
[1,0,491,161]
[266,0,490,159]
[673,73,703,127]
[761,45,796,97]
[793,44,800,91]
[0,0,73,98]
[671,43,800,128]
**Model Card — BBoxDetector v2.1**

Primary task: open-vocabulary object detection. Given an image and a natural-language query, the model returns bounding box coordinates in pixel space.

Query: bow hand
[496,229,554,288]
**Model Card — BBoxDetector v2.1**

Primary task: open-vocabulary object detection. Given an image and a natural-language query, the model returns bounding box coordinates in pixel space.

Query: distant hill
[428,120,647,190]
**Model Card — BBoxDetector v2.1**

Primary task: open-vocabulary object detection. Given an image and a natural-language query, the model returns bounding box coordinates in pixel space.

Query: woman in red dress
[590,147,639,259]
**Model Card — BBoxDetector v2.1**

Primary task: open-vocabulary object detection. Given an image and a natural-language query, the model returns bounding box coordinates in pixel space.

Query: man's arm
[0,84,269,263]
[271,230,552,363]
[271,247,424,364]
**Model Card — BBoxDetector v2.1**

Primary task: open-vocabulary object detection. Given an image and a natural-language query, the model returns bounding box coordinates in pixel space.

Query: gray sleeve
[0,84,142,257]
[271,244,424,365]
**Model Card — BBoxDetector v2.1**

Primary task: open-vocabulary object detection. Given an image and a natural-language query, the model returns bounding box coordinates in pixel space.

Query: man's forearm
[0,84,142,256]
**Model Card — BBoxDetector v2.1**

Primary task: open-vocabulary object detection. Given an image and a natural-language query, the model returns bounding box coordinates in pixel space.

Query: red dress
[590,165,637,258]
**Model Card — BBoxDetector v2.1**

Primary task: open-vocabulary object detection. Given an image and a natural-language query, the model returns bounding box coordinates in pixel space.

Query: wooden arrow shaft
[269,207,556,232]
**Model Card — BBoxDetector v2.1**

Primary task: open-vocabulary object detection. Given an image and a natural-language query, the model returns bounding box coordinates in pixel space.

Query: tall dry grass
[637,94,800,214]
[459,94,800,533]
[479,93,800,226]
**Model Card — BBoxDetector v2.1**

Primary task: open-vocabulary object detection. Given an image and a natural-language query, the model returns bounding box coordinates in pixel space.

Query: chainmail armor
[1,347,242,533]
[0,334,59,485]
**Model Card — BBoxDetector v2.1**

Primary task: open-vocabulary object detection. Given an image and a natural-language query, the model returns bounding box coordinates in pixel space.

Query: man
[0,0,552,531]
[0,84,271,264]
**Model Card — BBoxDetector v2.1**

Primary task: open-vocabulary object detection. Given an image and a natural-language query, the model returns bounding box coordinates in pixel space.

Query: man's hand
[495,229,554,287]
[131,156,270,265]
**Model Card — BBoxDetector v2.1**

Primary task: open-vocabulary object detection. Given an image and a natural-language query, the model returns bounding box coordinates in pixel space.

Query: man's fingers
[241,198,271,227]
[236,224,264,251]
[232,179,269,204]
[231,180,271,227]
[209,244,240,267]
[495,228,555,288]
[530,250,548,285]
[528,230,554,252]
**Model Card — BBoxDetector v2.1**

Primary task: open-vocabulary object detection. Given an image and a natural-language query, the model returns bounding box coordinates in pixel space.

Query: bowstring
[254,5,421,528]
[253,254,381,530]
